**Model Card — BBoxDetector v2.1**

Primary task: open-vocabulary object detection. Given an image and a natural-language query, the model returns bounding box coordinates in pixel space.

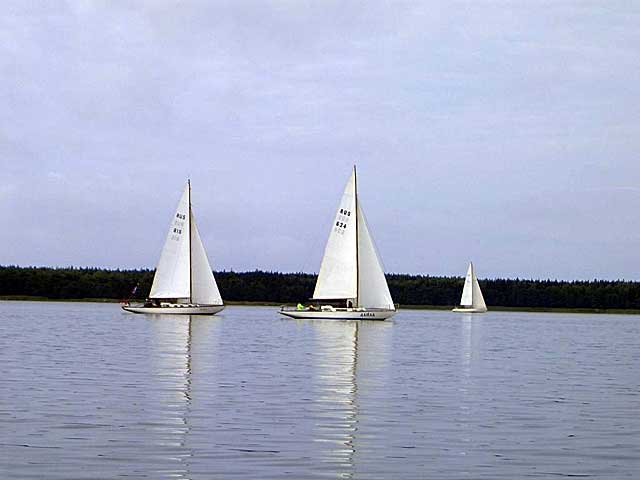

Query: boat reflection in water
[310,319,393,477]
[147,315,220,480]
[461,314,484,371]
[459,314,484,459]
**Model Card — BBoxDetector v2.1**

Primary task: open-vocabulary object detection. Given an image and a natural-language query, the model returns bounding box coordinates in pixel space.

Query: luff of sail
[312,170,358,301]
[149,185,192,300]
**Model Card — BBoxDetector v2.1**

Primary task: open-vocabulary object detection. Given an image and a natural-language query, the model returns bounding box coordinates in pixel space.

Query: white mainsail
[312,170,358,301]
[459,262,487,311]
[460,263,474,307]
[190,211,223,305]
[149,185,192,299]
[356,202,394,309]
[148,182,222,305]
[312,167,394,310]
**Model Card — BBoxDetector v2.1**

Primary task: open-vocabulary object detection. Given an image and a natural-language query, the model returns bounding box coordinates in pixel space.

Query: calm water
[0,302,638,479]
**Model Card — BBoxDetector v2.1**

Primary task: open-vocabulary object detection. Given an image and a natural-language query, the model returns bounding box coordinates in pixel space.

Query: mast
[354,165,359,308]
[469,262,474,306]
[188,179,192,304]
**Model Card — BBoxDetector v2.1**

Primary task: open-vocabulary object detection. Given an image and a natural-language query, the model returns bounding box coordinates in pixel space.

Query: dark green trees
[0,266,639,310]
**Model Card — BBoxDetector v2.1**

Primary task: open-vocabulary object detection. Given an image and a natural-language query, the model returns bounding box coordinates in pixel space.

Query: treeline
[1,266,640,310]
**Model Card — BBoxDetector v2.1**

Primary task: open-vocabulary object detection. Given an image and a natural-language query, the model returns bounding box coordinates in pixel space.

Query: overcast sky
[2,1,639,280]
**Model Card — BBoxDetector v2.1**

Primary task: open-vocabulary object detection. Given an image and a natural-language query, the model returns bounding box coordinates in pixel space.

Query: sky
[2,1,640,280]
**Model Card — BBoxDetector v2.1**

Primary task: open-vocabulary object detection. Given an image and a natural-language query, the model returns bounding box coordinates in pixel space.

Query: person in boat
[144,299,153,307]
[297,303,305,311]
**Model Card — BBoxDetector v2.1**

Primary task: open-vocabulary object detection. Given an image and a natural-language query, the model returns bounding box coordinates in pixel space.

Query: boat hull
[279,308,396,321]
[452,307,487,313]
[122,304,225,315]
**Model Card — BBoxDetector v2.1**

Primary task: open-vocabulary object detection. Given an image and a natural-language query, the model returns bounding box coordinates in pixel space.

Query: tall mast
[469,262,474,306]
[354,165,359,308]
[188,179,192,303]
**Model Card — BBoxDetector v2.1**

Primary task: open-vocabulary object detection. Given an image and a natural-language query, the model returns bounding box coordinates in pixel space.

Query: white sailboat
[280,167,396,321]
[122,181,224,315]
[452,262,487,313]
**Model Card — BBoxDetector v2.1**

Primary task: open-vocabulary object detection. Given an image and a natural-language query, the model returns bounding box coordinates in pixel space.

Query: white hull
[122,304,225,315]
[279,308,396,321]
[452,307,487,313]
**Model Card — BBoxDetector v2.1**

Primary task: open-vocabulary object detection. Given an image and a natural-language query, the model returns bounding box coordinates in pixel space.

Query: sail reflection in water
[145,315,221,479]
[311,320,393,477]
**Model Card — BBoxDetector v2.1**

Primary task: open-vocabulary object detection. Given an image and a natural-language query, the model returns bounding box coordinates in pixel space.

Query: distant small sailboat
[280,166,396,321]
[452,262,487,313]
[122,181,224,315]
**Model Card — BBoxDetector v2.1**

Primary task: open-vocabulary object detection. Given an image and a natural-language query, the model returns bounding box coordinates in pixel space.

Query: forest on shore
[1,265,639,310]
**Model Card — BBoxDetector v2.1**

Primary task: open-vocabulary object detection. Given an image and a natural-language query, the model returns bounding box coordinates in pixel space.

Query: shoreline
[2,296,639,315]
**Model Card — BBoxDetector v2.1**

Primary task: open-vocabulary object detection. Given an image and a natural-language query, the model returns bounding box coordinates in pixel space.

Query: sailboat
[122,181,225,315]
[452,262,487,313]
[280,167,396,320]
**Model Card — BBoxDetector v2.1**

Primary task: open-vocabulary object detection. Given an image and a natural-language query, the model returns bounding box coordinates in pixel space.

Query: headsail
[312,170,358,301]
[471,265,487,311]
[149,185,191,299]
[356,202,394,309]
[190,211,223,305]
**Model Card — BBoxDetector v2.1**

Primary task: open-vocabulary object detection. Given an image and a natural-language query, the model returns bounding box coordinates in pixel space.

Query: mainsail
[312,167,394,310]
[149,182,222,305]
[312,170,358,301]
[459,262,486,310]
[149,185,192,299]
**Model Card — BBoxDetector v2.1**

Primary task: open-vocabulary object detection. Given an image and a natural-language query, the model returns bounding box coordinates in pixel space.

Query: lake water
[0,302,638,479]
